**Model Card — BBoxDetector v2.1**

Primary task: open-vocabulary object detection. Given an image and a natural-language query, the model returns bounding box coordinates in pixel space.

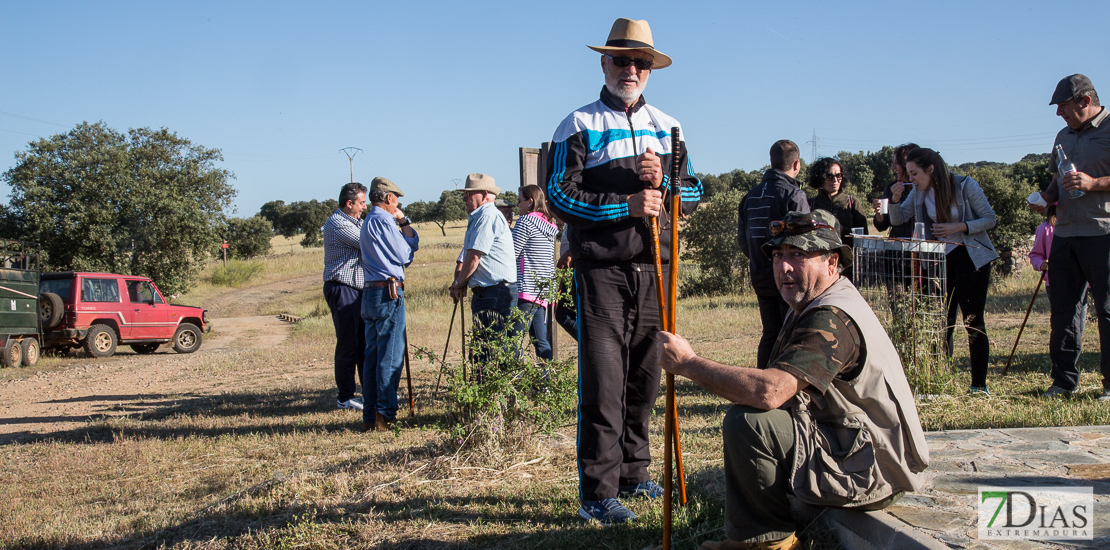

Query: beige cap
[370,176,403,197]
[463,173,500,195]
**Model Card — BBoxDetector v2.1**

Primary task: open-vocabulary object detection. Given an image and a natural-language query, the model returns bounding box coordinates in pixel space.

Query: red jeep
[39,272,210,357]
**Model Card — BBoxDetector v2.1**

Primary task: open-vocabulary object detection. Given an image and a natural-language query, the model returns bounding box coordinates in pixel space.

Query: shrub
[209,260,264,287]
[680,189,748,296]
[225,216,273,259]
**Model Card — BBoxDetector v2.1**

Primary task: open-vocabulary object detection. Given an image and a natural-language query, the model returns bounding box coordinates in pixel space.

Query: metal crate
[851,236,948,380]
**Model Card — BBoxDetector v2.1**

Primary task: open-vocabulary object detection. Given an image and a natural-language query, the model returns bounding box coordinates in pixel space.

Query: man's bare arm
[656,331,806,410]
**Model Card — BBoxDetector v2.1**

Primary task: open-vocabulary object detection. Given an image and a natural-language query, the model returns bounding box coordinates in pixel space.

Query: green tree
[256,199,337,247]
[259,200,291,234]
[427,190,467,236]
[225,216,273,259]
[679,189,748,296]
[404,200,436,224]
[2,121,235,295]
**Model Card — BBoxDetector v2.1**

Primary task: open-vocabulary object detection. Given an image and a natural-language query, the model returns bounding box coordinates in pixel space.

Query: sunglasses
[606,55,653,71]
[823,173,843,181]
[769,219,835,237]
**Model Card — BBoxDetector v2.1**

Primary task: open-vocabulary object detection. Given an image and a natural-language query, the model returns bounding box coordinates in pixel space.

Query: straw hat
[463,173,500,195]
[588,18,672,69]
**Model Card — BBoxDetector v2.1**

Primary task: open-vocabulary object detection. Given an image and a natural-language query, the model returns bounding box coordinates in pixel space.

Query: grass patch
[4,225,1109,548]
[208,259,265,287]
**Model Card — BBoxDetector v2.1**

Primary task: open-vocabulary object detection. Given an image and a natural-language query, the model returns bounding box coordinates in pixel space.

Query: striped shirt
[512,212,558,307]
[322,209,364,288]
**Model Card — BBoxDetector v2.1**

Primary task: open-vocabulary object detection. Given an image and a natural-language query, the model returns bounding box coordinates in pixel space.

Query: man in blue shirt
[322,182,368,411]
[361,176,419,431]
[450,173,516,373]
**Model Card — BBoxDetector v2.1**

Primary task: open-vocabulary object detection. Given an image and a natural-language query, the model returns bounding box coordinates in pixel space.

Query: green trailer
[0,240,42,367]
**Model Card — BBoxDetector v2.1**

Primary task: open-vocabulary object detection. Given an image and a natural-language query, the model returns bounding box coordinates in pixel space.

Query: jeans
[470,283,514,372]
[361,287,406,423]
[514,300,552,360]
[324,281,364,402]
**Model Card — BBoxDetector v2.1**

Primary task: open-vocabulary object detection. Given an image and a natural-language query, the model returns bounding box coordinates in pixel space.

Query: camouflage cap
[494,199,511,208]
[760,210,853,268]
[370,176,404,197]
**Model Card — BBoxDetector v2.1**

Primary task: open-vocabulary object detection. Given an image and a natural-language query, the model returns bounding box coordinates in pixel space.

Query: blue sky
[2,1,1107,215]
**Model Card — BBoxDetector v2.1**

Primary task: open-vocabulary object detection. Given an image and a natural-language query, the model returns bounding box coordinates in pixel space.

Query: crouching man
[656,211,929,550]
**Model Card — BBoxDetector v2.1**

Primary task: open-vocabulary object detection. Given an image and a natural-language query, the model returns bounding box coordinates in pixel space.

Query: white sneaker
[338,397,364,410]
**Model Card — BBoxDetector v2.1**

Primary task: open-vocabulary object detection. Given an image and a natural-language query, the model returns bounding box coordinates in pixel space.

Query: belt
[472,281,510,291]
[366,280,404,289]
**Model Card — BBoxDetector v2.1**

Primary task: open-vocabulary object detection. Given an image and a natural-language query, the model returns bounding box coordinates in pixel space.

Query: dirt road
[0,314,293,444]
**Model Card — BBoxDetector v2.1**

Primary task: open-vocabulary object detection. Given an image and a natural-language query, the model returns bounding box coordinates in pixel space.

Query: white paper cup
[879,198,889,214]
[1028,192,1047,207]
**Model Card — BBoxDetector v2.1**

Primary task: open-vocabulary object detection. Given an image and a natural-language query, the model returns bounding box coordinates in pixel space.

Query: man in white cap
[546,17,702,524]
[450,173,516,370]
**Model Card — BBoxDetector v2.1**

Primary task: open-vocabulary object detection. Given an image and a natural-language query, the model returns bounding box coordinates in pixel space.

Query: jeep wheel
[20,338,39,367]
[39,293,64,329]
[131,343,160,354]
[84,325,117,358]
[2,339,22,368]
[173,323,203,354]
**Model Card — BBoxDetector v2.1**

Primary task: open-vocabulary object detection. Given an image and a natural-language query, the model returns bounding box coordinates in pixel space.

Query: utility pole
[340,147,363,182]
[806,129,820,163]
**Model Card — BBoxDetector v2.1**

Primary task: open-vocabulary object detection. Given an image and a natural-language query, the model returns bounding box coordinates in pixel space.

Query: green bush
[209,260,264,287]
[680,189,748,296]
[225,215,273,259]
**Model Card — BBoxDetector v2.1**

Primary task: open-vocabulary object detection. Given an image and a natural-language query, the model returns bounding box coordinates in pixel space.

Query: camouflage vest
[780,277,930,507]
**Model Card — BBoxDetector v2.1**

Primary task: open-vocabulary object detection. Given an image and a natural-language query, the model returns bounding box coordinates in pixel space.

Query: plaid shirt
[322,209,364,288]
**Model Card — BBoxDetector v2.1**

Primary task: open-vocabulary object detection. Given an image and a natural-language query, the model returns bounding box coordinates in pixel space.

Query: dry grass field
[1,224,1109,549]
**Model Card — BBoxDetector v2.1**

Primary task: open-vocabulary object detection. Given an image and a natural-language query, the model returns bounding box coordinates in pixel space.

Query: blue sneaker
[578,498,636,525]
[618,480,664,499]
[968,386,991,397]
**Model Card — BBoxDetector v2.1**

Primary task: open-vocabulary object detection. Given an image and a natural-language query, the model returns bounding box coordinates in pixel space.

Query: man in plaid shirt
[323,182,368,410]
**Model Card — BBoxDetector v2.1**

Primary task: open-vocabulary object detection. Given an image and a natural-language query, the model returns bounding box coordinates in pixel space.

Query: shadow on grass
[0,386,452,446]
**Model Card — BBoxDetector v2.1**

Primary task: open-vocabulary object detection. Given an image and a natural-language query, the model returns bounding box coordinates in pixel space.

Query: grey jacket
[889,175,998,270]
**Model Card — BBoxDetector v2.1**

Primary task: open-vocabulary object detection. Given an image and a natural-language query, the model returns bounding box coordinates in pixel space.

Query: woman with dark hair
[806,157,869,246]
[512,185,558,360]
[873,143,920,238]
[889,148,998,394]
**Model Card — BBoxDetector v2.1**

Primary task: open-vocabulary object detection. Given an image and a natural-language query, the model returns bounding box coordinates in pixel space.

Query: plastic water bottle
[1056,144,1084,199]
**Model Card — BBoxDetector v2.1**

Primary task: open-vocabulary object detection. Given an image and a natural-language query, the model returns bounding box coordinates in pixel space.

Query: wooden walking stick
[1003,271,1046,375]
[403,327,415,417]
[434,300,459,393]
[667,128,688,507]
[460,295,467,383]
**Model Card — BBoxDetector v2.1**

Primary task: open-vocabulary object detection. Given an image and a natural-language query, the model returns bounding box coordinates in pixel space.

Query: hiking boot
[618,480,664,499]
[1043,385,1074,399]
[578,498,636,525]
[1099,389,1110,402]
[968,386,991,396]
[699,533,800,550]
[337,397,364,410]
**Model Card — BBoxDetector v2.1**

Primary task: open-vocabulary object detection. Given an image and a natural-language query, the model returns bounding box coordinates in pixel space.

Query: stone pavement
[823,426,1110,549]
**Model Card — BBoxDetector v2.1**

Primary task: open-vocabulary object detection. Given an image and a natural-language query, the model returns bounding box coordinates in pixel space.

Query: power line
[0,111,66,127]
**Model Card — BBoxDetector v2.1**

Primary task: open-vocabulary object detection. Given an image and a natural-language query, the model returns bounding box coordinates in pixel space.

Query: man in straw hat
[546,18,702,524]
[1036,74,1110,401]
[360,177,419,432]
[655,211,929,549]
[450,173,516,370]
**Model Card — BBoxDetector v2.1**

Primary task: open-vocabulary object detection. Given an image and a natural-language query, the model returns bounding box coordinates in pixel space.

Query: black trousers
[756,293,791,369]
[944,247,991,388]
[1049,234,1110,391]
[324,281,365,402]
[575,263,662,501]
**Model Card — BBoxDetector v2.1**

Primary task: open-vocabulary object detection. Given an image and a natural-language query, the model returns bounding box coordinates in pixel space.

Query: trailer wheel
[84,325,117,358]
[20,338,39,367]
[39,293,64,329]
[2,339,22,368]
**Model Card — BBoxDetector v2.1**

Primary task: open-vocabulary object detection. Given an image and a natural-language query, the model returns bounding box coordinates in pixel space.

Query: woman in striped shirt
[512,185,559,360]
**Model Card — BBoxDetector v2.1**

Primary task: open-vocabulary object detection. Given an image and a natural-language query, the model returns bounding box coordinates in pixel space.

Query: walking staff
[1003,272,1046,375]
